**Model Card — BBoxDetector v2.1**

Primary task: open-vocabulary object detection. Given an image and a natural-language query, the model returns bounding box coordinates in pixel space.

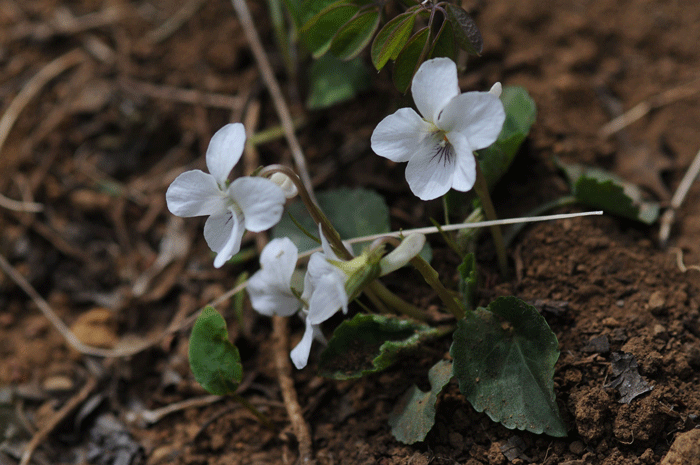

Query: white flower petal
[447,132,477,192]
[247,238,300,317]
[204,209,244,268]
[166,170,226,217]
[371,108,433,163]
[404,135,456,200]
[412,57,460,123]
[290,318,315,369]
[489,82,502,98]
[380,233,426,276]
[438,92,505,151]
[229,177,285,233]
[303,254,348,325]
[206,123,246,187]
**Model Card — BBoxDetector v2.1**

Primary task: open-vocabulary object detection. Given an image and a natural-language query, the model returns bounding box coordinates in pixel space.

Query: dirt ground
[1,0,699,464]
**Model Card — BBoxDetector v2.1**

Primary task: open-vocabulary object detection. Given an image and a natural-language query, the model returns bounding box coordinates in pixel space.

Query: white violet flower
[166,123,286,268]
[371,57,506,201]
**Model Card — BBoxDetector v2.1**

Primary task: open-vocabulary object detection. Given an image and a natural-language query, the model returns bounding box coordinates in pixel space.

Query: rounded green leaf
[302,3,360,58]
[189,307,243,396]
[371,10,418,71]
[392,27,430,93]
[450,297,567,437]
[306,55,370,109]
[330,8,381,60]
[444,4,483,55]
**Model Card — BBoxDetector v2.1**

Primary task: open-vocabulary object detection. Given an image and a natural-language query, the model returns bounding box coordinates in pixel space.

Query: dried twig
[146,0,207,43]
[0,248,248,358]
[659,147,700,246]
[670,247,700,273]
[119,77,244,110]
[599,78,700,138]
[0,48,86,212]
[229,0,316,203]
[20,376,98,465]
[272,316,315,464]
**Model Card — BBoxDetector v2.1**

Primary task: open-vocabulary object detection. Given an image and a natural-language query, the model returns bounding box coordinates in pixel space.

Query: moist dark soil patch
[1,0,699,464]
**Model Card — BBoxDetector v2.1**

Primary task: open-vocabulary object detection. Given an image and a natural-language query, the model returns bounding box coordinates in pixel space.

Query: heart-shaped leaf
[319,314,440,379]
[450,297,567,436]
[389,360,453,444]
[189,307,243,396]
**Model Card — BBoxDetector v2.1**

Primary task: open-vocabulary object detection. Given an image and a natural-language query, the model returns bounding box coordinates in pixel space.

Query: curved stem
[409,255,465,319]
[231,393,275,430]
[473,161,509,278]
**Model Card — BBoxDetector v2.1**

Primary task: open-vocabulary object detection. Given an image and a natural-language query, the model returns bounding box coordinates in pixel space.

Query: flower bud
[270,172,298,199]
[380,234,426,276]
[489,82,502,98]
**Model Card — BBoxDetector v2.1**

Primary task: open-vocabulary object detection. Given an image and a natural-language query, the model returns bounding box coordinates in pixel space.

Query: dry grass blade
[659,147,700,246]
[0,48,86,212]
[229,0,316,204]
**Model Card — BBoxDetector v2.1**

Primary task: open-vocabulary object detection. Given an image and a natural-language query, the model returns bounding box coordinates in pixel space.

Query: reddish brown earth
[1,1,699,464]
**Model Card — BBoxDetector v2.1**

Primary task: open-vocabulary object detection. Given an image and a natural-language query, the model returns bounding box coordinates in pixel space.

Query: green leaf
[450,297,567,437]
[306,54,370,109]
[319,314,441,379]
[371,10,418,71]
[272,187,390,253]
[444,4,482,55]
[555,160,660,224]
[478,86,537,189]
[388,360,453,444]
[329,8,380,60]
[189,307,243,396]
[301,2,359,58]
[393,27,430,93]
[299,0,344,25]
[428,19,455,60]
[457,253,477,311]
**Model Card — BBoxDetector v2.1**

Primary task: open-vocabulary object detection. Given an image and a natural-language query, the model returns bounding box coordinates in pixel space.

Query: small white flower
[290,316,327,370]
[371,57,506,201]
[166,123,286,268]
[247,237,300,317]
[303,229,349,325]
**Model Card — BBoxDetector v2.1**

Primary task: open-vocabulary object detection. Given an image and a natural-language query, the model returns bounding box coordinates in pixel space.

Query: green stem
[231,393,275,430]
[410,255,465,319]
[368,281,427,321]
[473,161,509,278]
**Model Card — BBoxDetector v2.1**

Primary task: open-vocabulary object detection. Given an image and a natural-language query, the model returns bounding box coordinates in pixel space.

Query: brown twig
[119,77,244,110]
[20,376,98,465]
[659,147,700,246]
[272,316,315,464]
[229,0,316,203]
[599,78,700,138]
[146,0,207,43]
[0,48,86,212]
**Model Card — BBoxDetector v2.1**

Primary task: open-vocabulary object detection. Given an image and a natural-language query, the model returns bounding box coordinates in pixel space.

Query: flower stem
[473,161,509,278]
[409,255,465,319]
[368,281,428,321]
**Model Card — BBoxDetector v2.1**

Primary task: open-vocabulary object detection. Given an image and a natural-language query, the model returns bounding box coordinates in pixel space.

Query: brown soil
[1,1,699,464]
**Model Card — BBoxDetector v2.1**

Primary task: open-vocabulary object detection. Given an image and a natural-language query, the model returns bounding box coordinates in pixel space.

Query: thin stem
[368,281,427,321]
[231,393,275,430]
[473,161,509,278]
[409,255,465,319]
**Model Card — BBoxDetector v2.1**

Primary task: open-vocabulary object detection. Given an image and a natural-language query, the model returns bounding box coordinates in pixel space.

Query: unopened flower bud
[380,234,426,276]
[270,172,298,199]
[489,82,502,98]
